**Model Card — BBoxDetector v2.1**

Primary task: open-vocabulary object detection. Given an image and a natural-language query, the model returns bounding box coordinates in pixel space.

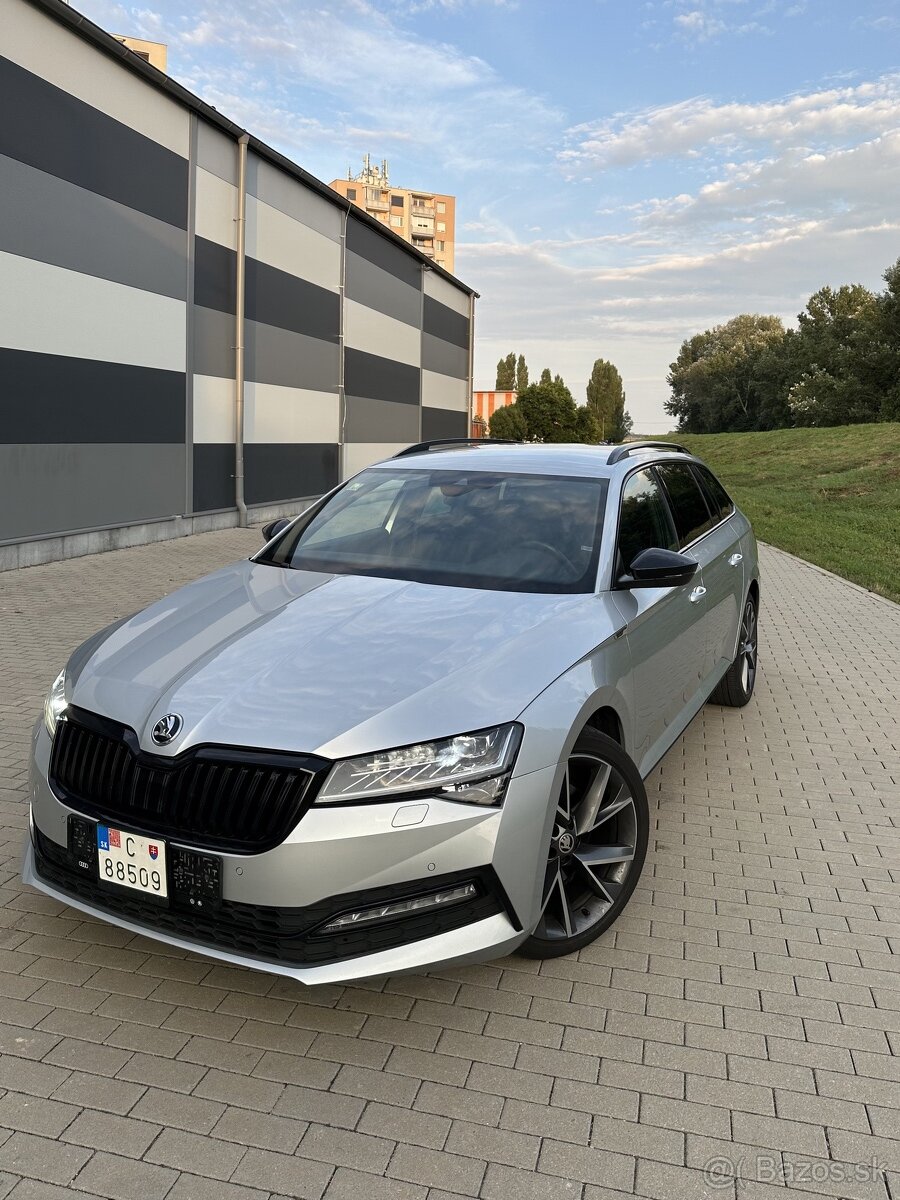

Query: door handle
[689,586,707,603]
[728,553,743,566]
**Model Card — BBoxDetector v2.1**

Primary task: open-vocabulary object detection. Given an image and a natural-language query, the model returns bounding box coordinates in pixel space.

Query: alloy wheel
[739,598,758,693]
[533,752,638,942]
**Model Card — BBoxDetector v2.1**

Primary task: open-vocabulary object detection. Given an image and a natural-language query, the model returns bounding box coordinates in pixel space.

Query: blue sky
[84,0,900,429]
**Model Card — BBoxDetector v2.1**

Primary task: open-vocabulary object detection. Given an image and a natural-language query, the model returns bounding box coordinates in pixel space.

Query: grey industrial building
[0,0,476,569]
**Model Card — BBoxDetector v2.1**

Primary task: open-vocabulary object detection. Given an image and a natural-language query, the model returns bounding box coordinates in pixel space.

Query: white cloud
[561,74,900,170]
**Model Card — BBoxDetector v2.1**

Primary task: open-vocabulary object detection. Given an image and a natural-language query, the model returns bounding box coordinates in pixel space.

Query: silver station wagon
[25,440,759,984]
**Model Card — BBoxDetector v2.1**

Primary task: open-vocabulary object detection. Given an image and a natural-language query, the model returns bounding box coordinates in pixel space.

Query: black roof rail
[606,441,690,466]
[393,438,519,458]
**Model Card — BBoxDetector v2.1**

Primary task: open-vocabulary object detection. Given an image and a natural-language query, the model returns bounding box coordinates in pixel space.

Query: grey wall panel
[346,216,422,290]
[0,349,185,443]
[245,321,340,392]
[424,269,471,317]
[345,251,421,328]
[193,443,234,513]
[245,444,339,505]
[247,156,342,242]
[344,348,421,408]
[246,257,339,342]
[0,153,187,300]
[422,333,469,381]
[0,54,188,230]
[424,295,469,350]
[422,408,468,441]
[193,304,234,380]
[194,236,236,315]
[344,396,420,443]
[0,443,186,541]
[196,122,238,185]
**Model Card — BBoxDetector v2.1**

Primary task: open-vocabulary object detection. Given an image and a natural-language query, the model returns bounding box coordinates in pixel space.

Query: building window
[390,215,403,227]
[436,222,446,233]
[346,188,356,200]
[437,201,446,213]
[436,240,445,251]
[391,195,404,207]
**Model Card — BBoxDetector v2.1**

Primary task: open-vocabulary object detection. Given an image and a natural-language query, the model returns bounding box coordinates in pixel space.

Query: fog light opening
[319,881,479,935]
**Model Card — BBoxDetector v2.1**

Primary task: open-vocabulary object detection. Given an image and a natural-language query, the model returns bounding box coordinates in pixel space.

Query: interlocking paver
[0,533,898,1197]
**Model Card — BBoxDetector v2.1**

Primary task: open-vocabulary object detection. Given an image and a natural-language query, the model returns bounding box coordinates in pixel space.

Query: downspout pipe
[467,291,476,436]
[234,132,250,527]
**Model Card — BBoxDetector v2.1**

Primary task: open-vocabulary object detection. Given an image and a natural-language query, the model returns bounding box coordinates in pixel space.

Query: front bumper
[26,722,556,984]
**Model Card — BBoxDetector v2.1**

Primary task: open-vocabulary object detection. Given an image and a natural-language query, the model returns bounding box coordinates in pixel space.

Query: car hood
[68,560,625,761]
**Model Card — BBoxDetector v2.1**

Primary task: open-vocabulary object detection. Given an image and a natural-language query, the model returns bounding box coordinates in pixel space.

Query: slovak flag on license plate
[148,845,159,860]
[109,829,121,848]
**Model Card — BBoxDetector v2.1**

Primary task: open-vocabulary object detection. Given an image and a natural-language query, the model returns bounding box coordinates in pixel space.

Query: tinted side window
[693,465,734,522]
[655,463,716,548]
[617,469,678,573]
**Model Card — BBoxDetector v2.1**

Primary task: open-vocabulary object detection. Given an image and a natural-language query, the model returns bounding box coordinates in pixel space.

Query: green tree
[515,354,529,392]
[539,367,552,385]
[489,403,527,440]
[788,284,883,426]
[517,379,580,443]
[665,314,787,433]
[586,358,632,441]
[574,405,602,444]
[495,352,517,390]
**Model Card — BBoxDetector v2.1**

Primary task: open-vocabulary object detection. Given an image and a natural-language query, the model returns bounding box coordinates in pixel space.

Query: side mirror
[619,547,698,589]
[261,518,291,542]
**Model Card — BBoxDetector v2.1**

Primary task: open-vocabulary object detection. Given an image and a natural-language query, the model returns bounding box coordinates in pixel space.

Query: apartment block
[330,156,456,273]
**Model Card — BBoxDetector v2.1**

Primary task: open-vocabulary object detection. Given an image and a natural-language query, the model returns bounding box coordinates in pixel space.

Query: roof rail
[393,438,518,458]
[606,441,689,466]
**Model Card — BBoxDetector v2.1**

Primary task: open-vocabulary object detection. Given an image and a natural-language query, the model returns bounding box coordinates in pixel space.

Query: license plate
[97,825,168,898]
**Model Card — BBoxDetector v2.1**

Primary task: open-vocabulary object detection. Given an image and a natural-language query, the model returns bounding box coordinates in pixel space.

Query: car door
[691,464,745,684]
[612,467,708,775]
[656,462,743,692]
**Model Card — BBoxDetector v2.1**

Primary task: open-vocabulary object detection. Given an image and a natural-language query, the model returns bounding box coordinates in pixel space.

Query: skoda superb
[25,440,759,984]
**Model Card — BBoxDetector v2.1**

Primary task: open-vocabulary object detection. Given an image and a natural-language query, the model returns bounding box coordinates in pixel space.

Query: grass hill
[673,424,900,603]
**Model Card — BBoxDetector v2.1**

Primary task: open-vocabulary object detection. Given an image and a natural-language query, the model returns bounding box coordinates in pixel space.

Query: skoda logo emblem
[558,831,576,854]
[152,713,183,746]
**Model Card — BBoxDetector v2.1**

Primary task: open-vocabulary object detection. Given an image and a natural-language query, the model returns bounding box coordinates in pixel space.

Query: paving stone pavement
[0,530,897,1200]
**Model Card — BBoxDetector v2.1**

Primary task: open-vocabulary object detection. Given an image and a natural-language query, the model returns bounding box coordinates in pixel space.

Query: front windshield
[258,467,608,594]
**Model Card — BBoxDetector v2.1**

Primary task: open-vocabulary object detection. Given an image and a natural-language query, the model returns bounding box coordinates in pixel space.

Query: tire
[709,591,759,708]
[520,727,649,959]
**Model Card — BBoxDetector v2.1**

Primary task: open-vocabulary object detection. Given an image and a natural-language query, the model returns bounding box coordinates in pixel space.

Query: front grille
[33,826,507,966]
[49,707,328,853]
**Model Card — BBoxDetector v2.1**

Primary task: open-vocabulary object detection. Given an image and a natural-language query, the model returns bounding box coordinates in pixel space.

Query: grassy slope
[673,424,900,603]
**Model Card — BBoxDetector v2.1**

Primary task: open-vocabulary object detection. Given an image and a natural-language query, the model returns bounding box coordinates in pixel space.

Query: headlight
[318,723,522,806]
[43,668,68,737]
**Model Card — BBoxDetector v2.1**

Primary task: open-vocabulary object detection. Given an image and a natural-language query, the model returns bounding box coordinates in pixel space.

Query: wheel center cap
[558,831,576,855]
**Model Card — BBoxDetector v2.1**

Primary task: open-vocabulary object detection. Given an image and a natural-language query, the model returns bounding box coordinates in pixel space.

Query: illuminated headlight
[319,882,478,934]
[43,668,68,737]
[318,724,522,806]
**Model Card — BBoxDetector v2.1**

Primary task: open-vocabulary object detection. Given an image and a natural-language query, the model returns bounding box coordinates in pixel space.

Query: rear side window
[617,468,678,573]
[655,463,716,548]
[693,465,734,522]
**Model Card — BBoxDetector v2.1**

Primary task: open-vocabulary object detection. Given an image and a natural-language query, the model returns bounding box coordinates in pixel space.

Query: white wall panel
[344,300,421,367]
[246,196,340,292]
[424,270,471,318]
[2,0,190,156]
[421,369,468,411]
[245,383,340,445]
[194,167,236,249]
[192,374,234,444]
[342,443,408,478]
[0,250,186,371]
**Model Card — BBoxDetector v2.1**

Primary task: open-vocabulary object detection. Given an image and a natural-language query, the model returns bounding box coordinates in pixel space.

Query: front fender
[501,635,635,933]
